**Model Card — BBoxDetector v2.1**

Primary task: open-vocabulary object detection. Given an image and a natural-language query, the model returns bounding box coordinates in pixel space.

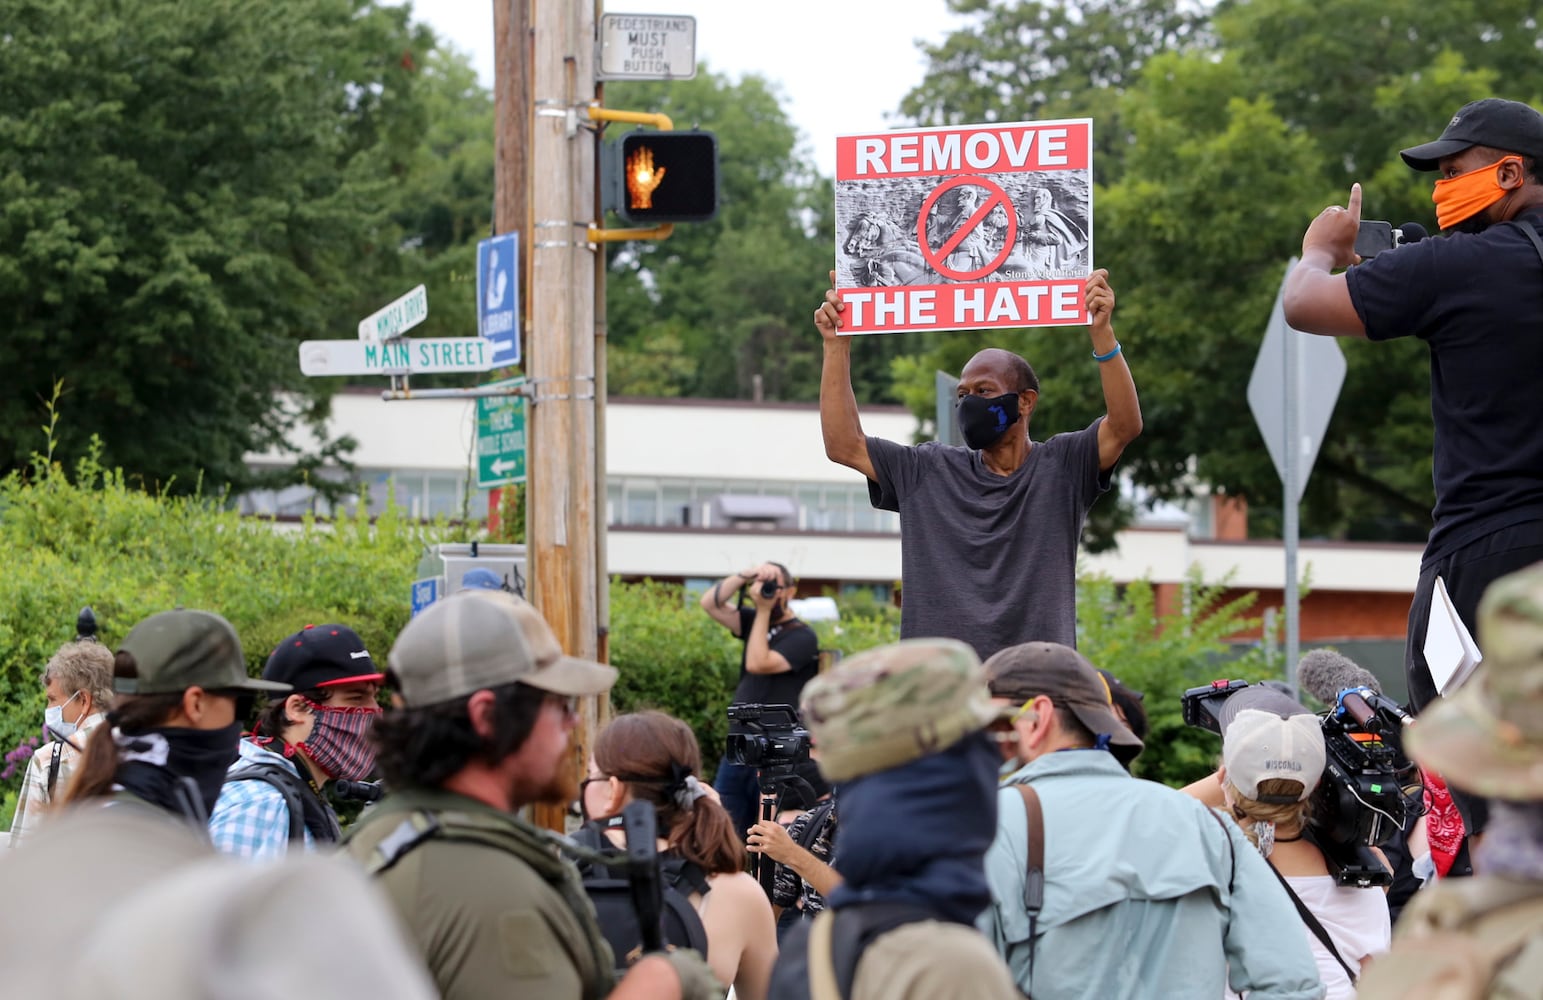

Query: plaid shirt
[8,713,107,848]
[207,739,316,860]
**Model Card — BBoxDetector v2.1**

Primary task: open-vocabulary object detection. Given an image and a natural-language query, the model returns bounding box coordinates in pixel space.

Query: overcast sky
[407,0,966,176]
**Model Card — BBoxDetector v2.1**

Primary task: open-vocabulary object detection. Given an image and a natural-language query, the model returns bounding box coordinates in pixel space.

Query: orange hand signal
[626,146,667,210]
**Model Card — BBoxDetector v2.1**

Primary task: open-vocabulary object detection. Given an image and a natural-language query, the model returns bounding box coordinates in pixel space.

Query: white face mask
[45,690,82,740]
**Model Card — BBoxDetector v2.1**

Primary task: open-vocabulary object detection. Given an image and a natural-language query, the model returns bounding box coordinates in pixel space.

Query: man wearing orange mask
[1282,98,1543,858]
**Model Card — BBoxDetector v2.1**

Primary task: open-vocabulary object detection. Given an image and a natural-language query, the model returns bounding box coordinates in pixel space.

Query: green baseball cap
[799,638,997,783]
[1409,561,1543,798]
[114,610,290,696]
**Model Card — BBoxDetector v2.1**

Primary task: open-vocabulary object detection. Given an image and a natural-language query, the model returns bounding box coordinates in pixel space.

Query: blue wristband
[1093,342,1122,362]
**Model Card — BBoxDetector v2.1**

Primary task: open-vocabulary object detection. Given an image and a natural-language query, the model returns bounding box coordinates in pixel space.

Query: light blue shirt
[207,739,317,860]
[981,750,1325,1000]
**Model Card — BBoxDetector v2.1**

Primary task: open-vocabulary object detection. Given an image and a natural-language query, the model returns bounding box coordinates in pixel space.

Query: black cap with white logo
[1401,98,1543,171]
[262,624,383,693]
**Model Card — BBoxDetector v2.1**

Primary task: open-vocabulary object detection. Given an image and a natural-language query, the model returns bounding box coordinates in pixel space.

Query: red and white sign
[834,118,1093,335]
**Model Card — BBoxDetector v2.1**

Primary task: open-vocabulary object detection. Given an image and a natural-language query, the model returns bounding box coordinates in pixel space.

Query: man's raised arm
[1088,269,1143,471]
[816,271,877,482]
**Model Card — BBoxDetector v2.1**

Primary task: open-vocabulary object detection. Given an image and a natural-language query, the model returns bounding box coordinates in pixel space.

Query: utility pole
[527,0,600,831]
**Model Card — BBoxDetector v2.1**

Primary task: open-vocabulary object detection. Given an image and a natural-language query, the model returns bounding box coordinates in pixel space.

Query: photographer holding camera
[700,562,820,838]
[1214,687,1391,999]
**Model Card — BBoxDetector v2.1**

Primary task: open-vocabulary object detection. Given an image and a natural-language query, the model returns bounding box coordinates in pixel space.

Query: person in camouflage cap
[768,638,1018,1000]
[1360,560,1543,998]
[798,637,1000,782]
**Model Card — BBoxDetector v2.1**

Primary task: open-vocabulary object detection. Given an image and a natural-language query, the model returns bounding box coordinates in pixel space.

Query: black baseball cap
[1400,98,1543,171]
[983,642,1143,763]
[262,624,384,692]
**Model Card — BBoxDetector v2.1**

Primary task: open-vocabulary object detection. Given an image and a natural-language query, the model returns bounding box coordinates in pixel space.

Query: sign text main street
[299,337,502,377]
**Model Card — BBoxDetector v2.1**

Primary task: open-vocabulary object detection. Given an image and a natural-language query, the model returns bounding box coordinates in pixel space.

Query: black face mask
[114,722,243,823]
[956,392,1021,450]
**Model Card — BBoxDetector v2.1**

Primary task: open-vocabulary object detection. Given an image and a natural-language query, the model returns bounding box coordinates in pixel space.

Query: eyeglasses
[544,694,580,721]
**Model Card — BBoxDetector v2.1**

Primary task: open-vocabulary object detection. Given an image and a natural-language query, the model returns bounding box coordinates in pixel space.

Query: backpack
[224,760,342,845]
[570,820,711,971]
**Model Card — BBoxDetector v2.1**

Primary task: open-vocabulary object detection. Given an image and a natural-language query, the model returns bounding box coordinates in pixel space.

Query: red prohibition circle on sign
[916,175,1019,282]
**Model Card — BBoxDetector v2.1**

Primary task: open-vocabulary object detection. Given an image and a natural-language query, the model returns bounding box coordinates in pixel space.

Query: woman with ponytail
[61,609,290,828]
[1217,687,1391,1000]
[581,711,778,1000]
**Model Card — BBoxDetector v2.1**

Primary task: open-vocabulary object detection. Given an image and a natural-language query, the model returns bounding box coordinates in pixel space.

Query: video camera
[1183,679,1423,888]
[725,703,811,770]
[726,703,817,897]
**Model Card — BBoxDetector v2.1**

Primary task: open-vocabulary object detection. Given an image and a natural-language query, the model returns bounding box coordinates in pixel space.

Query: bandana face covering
[1433,155,1522,232]
[296,701,381,781]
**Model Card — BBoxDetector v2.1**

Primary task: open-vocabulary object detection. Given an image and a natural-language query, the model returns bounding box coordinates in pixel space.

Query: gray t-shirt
[867,419,1109,658]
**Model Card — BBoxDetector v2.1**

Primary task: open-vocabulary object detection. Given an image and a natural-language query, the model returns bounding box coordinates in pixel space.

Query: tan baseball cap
[387,591,617,707]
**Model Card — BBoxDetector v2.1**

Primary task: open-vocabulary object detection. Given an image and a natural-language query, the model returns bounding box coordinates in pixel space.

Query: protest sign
[834,118,1093,335]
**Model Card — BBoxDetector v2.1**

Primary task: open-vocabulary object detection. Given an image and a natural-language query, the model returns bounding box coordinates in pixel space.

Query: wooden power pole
[524,0,600,831]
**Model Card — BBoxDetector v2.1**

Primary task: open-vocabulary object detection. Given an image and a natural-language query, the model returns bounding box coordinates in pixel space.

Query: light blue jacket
[981,750,1325,1000]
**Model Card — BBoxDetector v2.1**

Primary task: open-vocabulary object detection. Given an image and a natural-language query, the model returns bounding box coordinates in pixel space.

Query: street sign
[410,577,439,618]
[477,233,520,367]
[298,337,502,377]
[598,13,697,80]
[1246,260,1347,504]
[358,284,428,342]
[477,377,527,488]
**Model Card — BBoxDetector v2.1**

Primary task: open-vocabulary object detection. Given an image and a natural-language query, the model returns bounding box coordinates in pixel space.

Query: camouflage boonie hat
[1409,561,1543,798]
[799,638,997,783]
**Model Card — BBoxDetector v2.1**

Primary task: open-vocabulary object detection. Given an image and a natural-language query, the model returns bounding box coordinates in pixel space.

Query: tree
[0,0,444,493]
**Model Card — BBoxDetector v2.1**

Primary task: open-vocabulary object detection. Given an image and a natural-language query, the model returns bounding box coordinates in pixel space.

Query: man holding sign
[815,268,1141,659]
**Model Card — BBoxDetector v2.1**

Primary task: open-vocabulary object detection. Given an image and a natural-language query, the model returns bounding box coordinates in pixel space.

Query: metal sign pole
[1283,316,1301,696]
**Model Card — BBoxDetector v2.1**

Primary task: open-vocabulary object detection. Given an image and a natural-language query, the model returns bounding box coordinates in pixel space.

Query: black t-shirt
[1345,212,1543,561]
[731,607,819,708]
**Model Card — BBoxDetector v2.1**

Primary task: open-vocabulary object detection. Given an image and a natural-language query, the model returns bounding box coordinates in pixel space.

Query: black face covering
[956,392,1021,450]
[114,722,243,823]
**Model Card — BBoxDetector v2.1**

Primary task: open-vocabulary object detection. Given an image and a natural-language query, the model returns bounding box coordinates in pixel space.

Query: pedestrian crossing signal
[609,130,719,224]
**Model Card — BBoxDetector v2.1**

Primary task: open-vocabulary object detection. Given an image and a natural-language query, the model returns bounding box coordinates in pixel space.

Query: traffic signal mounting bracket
[586,105,675,243]
[587,104,719,235]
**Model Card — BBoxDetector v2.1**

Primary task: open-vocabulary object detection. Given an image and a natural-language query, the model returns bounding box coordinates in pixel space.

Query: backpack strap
[1204,808,1237,895]
[1265,859,1360,986]
[362,810,442,876]
[227,761,342,844]
[808,910,841,1000]
[1014,783,1046,986]
[795,799,835,853]
[1513,216,1543,269]
[812,901,947,1000]
[46,741,64,798]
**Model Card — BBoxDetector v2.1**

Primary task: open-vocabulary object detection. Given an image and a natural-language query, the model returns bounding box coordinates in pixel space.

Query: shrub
[607,579,741,779]
[0,440,439,784]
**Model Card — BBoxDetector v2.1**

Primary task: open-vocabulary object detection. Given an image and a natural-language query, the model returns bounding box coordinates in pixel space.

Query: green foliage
[0,439,439,763]
[1077,569,1281,788]
[607,579,742,776]
[0,0,474,494]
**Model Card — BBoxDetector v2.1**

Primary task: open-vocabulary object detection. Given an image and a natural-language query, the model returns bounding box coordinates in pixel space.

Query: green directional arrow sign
[477,377,526,489]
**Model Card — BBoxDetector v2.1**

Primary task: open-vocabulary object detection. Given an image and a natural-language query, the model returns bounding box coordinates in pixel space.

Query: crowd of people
[4,96,1543,998]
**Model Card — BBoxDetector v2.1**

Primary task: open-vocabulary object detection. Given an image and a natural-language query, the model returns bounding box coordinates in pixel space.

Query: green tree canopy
[0,0,463,493]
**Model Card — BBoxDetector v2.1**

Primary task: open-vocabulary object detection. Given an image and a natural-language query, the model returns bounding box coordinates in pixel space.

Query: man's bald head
[961,349,1039,395]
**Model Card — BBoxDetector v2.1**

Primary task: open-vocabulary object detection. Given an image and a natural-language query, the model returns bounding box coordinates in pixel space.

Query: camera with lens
[1183,679,1423,888]
[759,579,780,599]
[725,703,810,769]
